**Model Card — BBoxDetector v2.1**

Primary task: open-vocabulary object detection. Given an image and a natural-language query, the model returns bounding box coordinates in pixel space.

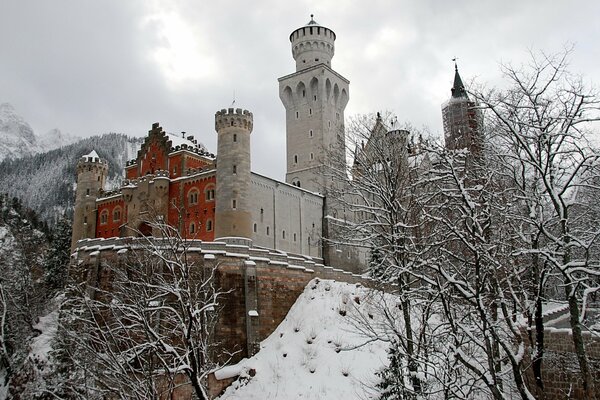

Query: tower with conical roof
[278,15,349,193]
[442,63,483,156]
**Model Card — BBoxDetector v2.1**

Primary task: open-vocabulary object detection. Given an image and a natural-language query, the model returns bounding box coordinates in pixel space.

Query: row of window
[100,208,122,225]
[293,153,314,164]
[188,186,215,205]
[189,219,213,234]
[252,223,303,242]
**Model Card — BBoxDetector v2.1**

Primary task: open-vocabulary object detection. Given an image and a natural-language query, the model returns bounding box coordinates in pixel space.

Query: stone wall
[522,323,600,399]
[71,236,371,399]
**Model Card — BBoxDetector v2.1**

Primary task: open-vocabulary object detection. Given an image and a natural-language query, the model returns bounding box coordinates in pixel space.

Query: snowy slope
[218,279,394,400]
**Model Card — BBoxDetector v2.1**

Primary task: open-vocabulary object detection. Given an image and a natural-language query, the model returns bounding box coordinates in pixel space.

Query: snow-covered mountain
[38,128,81,152]
[0,103,41,161]
[0,103,80,161]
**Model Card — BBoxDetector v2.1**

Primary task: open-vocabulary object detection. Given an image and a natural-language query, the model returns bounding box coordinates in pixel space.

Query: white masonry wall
[249,172,323,258]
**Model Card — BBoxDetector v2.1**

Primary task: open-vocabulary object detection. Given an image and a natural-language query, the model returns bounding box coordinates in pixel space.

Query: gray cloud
[1,0,599,180]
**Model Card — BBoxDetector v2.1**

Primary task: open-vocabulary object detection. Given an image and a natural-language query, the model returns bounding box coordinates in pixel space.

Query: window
[309,108,312,115]
[233,165,237,174]
[294,155,298,164]
[100,211,108,225]
[206,219,213,232]
[313,95,317,101]
[266,226,270,235]
[86,188,90,195]
[97,176,100,181]
[232,199,237,209]
[188,189,199,205]
[233,133,237,142]
[173,166,177,176]
[282,230,286,239]
[296,111,299,119]
[294,233,297,242]
[302,90,306,97]
[253,223,257,233]
[309,129,313,137]
[113,208,121,222]
[310,153,314,160]
[205,186,215,201]
[328,121,331,127]
[190,223,196,234]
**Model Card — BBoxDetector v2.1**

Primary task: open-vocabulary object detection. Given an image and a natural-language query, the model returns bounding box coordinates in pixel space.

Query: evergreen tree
[44,217,72,292]
[376,344,408,400]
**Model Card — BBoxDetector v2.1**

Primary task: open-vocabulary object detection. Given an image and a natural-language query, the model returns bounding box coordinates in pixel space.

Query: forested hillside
[0,133,142,225]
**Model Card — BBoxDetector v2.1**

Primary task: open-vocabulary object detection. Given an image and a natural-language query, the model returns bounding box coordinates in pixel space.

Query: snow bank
[29,310,59,365]
[218,279,393,400]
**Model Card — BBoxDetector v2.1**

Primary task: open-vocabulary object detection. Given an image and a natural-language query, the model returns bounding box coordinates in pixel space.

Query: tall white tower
[214,108,254,240]
[278,15,349,194]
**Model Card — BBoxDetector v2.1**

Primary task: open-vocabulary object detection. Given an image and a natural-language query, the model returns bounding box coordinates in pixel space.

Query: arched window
[100,210,108,225]
[188,188,199,205]
[205,185,215,201]
[282,230,286,239]
[294,155,298,164]
[266,226,270,236]
[206,219,213,232]
[113,207,121,222]
[253,223,257,233]
[189,222,196,234]
[293,233,297,242]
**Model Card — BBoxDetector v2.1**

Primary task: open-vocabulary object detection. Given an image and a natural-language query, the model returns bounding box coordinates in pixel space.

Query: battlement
[289,16,336,71]
[76,151,108,174]
[215,108,254,132]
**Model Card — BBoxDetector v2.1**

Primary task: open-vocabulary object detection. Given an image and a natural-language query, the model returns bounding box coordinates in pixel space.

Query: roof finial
[310,14,314,21]
[452,56,459,72]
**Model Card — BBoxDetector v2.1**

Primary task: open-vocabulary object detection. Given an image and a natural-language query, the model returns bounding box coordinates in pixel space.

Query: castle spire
[451,59,468,99]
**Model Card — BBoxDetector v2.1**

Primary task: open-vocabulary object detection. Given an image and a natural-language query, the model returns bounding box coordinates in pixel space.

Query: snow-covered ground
[218,279,394,400]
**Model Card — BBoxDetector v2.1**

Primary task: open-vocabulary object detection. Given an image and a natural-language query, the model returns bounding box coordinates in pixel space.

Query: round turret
[290,15,336,72]
[71,150,108,250]
[214,108,253,241]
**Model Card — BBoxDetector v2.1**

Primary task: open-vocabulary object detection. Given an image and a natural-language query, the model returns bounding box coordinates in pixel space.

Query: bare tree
[327,113,443,397]
[63,218,230,399]
[473,47,600,396]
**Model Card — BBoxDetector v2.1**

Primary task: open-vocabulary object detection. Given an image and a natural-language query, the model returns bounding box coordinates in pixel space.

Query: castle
[71,16,479,274]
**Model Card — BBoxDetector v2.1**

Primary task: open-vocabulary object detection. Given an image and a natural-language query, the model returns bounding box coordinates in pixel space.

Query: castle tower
[214,108,253,240]
[71,150,108,249]
[279,15,349,194]
[442,63,483,156]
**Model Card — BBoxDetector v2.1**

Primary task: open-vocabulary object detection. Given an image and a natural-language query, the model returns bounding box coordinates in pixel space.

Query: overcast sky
[2,0,599,180]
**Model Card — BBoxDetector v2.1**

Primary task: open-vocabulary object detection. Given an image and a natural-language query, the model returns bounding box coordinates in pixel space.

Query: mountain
[38,128,81,152]
[0,103,41,161]
[0,133,143,224]
[0,103,81,162]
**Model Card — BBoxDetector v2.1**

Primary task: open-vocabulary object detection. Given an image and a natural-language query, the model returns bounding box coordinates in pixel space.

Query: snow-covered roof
[82,150,100,162]
[164,132,200,149]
